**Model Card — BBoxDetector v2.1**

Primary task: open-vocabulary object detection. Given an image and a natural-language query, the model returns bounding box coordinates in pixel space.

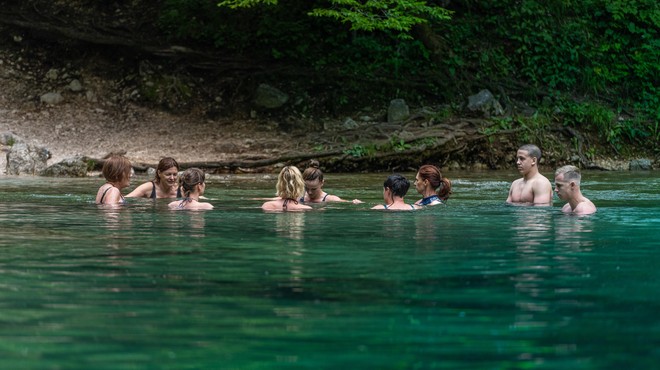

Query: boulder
[39,156,88,177]
[467,89,504,117]
[254,84,289,109]
[7,142,51,175]
[387,99,410,123]
[629,158,652,170]
[40,92,64,105]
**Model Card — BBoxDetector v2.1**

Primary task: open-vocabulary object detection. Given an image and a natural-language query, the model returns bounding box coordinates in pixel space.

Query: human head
[415,164,452,201]
[180,168,206,196]
[276,166,305,199]
[154,157,179,184]
[555,165,581,185]
[102,155,132,186]
[554,165,582,200]
[383,174,410,199]
[302,160,325,198]
[518,144,542,162]
[516,144,542,175]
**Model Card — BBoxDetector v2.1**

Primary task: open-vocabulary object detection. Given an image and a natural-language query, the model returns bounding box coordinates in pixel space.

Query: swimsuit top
[300,193,329,203]
[419,195,442,206]
[383,203,416,210]
[99,185,125,204]
[150,181,182,199]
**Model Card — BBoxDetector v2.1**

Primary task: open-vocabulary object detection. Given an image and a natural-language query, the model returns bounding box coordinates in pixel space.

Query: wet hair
[180,168,206,197]
[276,166,305,199]
[102,155,132,183]
[555,165,581,185]
[519,144,542,162]
[154,157,179,184]
[384,174,410,198]
[418,164,452,201]
[302,159,324,182]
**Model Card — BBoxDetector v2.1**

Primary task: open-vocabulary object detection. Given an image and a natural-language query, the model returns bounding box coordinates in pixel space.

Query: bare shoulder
[126,181,152,197]
[261,200,279,210]
[574,200,597,215]
[199,203,214,210]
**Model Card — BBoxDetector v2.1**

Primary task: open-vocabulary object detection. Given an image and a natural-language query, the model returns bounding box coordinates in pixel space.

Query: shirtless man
[554,165,596,215]
[506,144,553,206]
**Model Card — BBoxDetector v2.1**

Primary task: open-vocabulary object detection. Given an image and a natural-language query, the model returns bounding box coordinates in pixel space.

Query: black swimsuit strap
[150,181,157,199]
[100,185,114,204]
[283,198,298,210]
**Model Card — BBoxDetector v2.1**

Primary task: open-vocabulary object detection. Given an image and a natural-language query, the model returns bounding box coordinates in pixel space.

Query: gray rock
[40,157,88,177]
[68,79,83,92]
[590,159,629,171]
[629,158,653,171]
[147,167,157,177]
[388,99,410,123]
[254,84,289,109]
[45,68,58,80]
[0,131,22,146]
[342,117,358,129]
[467,89,504,117]
[7,142,51,175]
[40,92,64,105]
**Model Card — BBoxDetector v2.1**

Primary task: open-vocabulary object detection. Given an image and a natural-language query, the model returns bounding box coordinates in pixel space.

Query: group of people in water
[95,143,596,215]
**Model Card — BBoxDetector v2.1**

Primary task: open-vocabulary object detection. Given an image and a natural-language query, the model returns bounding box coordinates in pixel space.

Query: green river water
[0,170,658,369]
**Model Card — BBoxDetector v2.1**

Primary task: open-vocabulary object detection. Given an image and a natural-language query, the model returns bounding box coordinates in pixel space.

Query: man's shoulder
[532,173,552,185]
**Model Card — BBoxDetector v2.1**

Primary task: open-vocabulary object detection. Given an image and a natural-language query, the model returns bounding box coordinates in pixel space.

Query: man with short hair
[554,165,596,215]
[506,144,553,206]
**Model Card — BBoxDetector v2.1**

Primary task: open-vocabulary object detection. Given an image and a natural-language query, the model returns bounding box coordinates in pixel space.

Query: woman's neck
[422,189,436,198]
[388,196,406,206]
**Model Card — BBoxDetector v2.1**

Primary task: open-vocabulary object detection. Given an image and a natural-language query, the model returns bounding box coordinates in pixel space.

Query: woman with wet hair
[262,166,312,211]
[127,157,182,199]
[371,174,421,211]
[168,168,213,210]
[95,155,133,205]
[301,159,362,204]
[413,164,452,206]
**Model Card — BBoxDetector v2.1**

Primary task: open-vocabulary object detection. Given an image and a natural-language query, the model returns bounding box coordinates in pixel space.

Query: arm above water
[125,182,152,198]
[532,178,553,206]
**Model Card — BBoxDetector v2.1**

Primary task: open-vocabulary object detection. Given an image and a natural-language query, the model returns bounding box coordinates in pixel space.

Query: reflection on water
[0,172,658,369]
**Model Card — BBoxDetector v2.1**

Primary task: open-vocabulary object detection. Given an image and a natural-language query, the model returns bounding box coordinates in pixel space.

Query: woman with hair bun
[413,164,452,206]
[371,174,421,211]
[301,160,362,204]
[168,168,213,210]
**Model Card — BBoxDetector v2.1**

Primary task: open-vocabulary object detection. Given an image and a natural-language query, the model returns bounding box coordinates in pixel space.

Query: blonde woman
[169,168,213,210]
[95,155,133,205]
[262,166,312,211]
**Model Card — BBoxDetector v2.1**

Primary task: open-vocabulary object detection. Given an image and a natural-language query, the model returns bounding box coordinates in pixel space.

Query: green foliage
[344,144,373,158]
[159,0,659,139]
[218,0,452,36]
[86,159,97,172]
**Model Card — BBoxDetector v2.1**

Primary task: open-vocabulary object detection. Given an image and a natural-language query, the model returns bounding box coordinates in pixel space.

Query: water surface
[1,171,658,369]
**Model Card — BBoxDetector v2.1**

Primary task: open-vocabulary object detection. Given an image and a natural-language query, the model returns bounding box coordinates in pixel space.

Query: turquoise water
[1,171,659,369]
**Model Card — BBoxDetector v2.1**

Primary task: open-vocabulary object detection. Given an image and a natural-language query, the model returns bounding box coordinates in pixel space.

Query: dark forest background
[1,0,658,165]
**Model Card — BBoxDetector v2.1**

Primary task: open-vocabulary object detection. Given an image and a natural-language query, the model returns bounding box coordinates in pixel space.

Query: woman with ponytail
[413,164,452,206]
[262,166,312,211]
[168,168,213,210]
